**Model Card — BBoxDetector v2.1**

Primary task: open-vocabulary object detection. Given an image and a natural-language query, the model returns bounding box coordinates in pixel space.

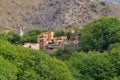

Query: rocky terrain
[0,0,120,32]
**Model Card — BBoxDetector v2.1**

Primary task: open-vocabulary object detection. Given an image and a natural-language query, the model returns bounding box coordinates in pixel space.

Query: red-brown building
[37,32,67,53]
[23,31,80,54]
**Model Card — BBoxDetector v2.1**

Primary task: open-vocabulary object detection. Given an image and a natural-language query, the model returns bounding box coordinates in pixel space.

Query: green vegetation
[7,31,20,44]
[0,32,8,40]
[1,17,120,80]
[53,48,73,61]
[80,17,120,52]
[0,39,74,80]
[0,29,47,44]
[0,56,17,80]
[55,29,72,39]
[54,17,120,80]
[21,29,47,43]
[55,29,65,37]
[66,43,120,80]
[0,32,20,44]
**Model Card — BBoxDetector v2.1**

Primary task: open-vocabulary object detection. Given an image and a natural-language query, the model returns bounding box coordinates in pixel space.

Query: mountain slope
[0,0,120,31]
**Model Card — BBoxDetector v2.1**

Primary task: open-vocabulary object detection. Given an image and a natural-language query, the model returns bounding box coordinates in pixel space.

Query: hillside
[1,16,120,80]
[0,0,120,31]
[0,39,74,80]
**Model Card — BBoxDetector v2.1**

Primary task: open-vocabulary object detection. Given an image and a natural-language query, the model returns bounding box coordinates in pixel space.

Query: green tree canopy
[0,32,20,44]
[20,29,47,43]
[7,31,20,44]
[80,17,120,52]
[0,32,8,40]
[0,39,74,80]
[66,42,120,80]
[0,56,17,80]
[108,43,120,76]
[55,29,66,37]
[67,51,116,80]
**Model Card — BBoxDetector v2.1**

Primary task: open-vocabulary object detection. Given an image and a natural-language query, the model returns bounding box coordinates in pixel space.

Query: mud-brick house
[23,31,80,54]
[37,32,67,53]
[23,43,40,50]
[37,32,54,49]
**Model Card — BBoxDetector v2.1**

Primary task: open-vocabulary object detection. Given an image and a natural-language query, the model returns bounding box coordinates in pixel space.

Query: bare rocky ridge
[0,0,120,31]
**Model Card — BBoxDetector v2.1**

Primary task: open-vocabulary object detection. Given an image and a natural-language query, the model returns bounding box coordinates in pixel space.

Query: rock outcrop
[0,0,120,31]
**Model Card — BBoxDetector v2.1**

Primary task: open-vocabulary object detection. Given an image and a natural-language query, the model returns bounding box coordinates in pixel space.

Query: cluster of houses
[23,31,80,54]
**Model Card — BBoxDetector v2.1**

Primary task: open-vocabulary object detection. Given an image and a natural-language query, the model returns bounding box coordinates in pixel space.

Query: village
[23,31,81,54]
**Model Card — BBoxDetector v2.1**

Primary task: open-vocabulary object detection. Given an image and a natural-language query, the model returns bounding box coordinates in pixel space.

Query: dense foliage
[0,39,74,80]
[52,48,73,61]
[20,29,47,43]
[0,56,17,80]
[67,43,120,80]
[55,29,72,39]
[55,29,65,37]
[0,32,20,44]
[7,32,20,44]
[0,29,47,44]
[80,17,120,52]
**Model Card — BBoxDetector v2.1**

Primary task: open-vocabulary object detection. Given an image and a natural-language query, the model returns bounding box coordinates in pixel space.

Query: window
[29,45,31,48]
[40,36,43,38]
[58,42,61,44]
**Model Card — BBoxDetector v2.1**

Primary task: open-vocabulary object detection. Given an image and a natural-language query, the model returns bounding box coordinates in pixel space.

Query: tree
[0,39,74,80]
[80,17,120,52]
[0,32,20,44]
[55,29,66,37]
[0,56,17,80]
[20,29,47,43]
[7,31,20,44]
[67,51,116,80]
[65,32,72,40]
[108,43,120,76]
[112,76,120,80]
[53,47,74,61]
[55,29,73,40]
[0,32,8,40]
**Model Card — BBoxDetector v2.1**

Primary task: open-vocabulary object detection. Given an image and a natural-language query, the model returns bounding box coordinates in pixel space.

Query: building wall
[37,32,68,53]
[23,32,80,54]
[23,43,40,50]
